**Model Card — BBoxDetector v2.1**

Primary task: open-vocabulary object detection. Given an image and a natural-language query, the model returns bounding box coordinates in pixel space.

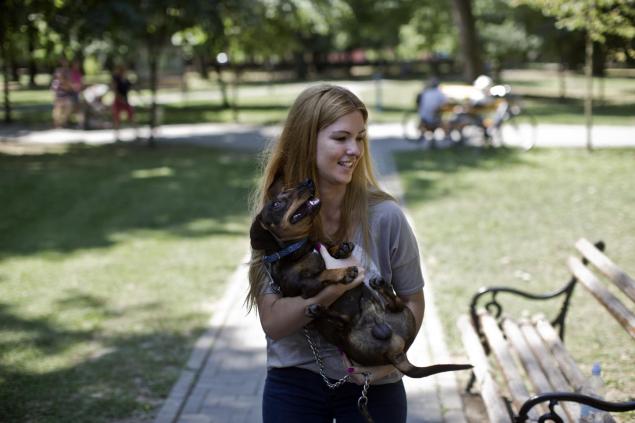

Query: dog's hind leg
[305,304,351,326]
[369,277,406,312]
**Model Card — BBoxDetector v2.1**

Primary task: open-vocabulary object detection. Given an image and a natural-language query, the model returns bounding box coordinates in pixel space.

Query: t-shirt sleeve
[371,201,425,296]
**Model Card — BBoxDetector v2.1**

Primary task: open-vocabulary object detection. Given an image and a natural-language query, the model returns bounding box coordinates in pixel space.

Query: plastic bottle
[579,362,612,423]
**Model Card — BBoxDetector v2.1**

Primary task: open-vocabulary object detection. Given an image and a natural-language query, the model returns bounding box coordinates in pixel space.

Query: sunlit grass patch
[396,147,635,403]
[0,143,258,422]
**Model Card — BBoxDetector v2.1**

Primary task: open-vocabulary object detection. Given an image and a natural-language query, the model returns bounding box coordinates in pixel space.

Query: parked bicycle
[402,83,537,150]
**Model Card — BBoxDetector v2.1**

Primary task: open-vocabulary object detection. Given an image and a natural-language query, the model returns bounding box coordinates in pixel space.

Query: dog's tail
[389,352,473,378]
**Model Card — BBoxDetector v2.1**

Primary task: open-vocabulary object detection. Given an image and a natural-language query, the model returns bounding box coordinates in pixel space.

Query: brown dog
[250,179,472,378]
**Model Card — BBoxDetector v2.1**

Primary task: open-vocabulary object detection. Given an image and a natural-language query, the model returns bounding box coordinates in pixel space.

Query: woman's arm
[257,279,362,340]
[257,245,365,340]
[401,290,425,333]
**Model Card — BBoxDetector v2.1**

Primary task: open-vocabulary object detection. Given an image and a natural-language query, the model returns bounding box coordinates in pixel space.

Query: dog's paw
[305,303,325,318]
[369,277,386,290]
[343,266,359,283]
[370,277,397,294]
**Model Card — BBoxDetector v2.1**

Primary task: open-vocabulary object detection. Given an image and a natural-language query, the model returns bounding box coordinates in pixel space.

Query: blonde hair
[246,84,393,312]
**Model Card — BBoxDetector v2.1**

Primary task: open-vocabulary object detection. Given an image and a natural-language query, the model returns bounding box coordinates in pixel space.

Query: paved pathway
[150,130,470,423]
[3,121,632,423]
[1,121,633,149]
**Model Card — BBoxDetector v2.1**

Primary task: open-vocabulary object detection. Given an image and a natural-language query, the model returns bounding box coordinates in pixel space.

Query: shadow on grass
[391,144,531,204]
[0,142,258,259]
[0,291,265,422]
[0,298,199,422]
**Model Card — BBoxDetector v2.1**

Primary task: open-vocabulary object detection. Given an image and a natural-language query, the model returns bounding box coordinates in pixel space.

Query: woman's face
[316,111,366,189]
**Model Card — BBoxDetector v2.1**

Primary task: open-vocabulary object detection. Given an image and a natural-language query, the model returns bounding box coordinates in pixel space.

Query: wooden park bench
[457,238,635,422]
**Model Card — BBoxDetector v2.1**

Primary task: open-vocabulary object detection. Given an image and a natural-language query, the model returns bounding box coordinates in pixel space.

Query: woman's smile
[338,158,355,168]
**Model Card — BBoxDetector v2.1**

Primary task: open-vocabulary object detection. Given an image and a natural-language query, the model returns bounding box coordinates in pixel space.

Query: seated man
[418,77,448,131]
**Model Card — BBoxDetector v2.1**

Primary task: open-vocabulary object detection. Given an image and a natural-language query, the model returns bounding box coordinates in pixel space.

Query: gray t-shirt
[260,200,425,384]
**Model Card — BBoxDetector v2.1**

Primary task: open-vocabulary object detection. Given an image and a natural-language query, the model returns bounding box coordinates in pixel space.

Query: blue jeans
[263,367,407,423]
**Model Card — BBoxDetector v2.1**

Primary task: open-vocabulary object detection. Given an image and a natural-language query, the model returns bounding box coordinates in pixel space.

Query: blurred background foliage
[1,0,633,91]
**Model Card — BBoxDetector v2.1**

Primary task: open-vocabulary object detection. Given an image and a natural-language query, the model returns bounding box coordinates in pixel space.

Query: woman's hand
[341,352,402,385]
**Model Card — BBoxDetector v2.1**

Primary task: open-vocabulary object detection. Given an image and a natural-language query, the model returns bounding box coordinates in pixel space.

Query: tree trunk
[197,53,209,80]
[231,68,241,122]
[1,30,13,123]
[451,0,483,82]
[592,42,606,105]
[27,21,38,88]
[584,31,593,151]
[213,63,229,109]
[10,56,19,82]
[148,49,159,147]
[293,51,308,80]
[558,61,567,101]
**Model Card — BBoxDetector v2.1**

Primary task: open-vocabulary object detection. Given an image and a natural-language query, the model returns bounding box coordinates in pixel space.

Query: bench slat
[532,316,585,390]
[480,313,541,418]
[576,238,635,303]
[457,315,511,423]
[501,318,564,421]
[568,256,635,340]
[519,320,580,422]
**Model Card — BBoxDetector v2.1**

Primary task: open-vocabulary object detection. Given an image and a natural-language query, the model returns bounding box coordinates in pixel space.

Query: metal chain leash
[303,328,375,423]
[358,373,370,408]
[303,328,350,389]
[357,372,374,423]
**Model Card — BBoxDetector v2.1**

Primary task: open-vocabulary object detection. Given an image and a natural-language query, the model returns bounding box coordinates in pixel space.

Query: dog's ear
[250,213,276,251]
[267,173,284,199]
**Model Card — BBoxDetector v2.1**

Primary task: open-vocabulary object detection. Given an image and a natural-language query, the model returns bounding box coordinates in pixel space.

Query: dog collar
[263,239,308,264]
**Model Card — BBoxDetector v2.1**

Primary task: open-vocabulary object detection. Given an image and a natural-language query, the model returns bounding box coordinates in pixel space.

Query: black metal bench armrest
[516,392,635,423]
[469,241,605,342]
[469,279,577,341]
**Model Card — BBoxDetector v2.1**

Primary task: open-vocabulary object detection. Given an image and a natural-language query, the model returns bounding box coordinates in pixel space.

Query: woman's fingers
[348,267,365,289]
[350,364,400,385]
[340,351,400,385]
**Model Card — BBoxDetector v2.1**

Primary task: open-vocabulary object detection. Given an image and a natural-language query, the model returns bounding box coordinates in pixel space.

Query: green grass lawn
[0,143,259,422]
[396,147,635,413]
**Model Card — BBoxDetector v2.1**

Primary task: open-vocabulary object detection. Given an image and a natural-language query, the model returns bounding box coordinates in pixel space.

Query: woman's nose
[345,139,360,156]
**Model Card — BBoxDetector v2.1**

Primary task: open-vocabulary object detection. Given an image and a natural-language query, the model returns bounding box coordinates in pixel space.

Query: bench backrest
[568,238,635,340]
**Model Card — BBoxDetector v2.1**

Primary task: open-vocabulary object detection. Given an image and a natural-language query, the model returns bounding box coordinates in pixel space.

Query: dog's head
[250,179,321,251]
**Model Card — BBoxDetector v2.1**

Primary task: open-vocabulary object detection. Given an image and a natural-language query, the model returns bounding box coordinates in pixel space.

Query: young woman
[248,84,425,422]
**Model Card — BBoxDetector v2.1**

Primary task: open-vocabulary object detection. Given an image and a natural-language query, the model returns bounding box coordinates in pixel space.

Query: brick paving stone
[180,390,208,416]
[178,414,212,423]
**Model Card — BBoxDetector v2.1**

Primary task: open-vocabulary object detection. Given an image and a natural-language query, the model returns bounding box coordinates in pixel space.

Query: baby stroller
[80,84,111,130]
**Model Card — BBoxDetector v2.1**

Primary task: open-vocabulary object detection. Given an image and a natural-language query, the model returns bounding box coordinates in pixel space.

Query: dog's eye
[272,201,283,210]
